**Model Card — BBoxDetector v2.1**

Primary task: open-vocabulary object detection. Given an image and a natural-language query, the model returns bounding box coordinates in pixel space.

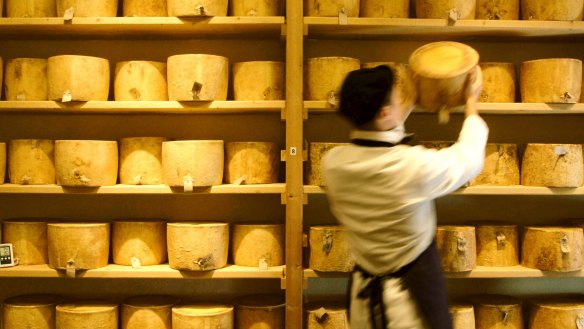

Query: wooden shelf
[0,101,285,114]
[0,264,285,279]
[0,17,286,39]
[305,266,584,279]
[304,17,584,40]
[305,185,584,196]
[305,101,584,115]
[0,183,286,194]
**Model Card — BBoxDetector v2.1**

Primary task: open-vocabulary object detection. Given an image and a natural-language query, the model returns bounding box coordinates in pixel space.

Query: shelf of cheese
[0,101,285,114]
[305,266,584,279]
[305,185,584,196]
[0,184,286,194]
[0,264,285,279]
[304,17,584,39]
[0,17,285,38]
[306,101,584,115]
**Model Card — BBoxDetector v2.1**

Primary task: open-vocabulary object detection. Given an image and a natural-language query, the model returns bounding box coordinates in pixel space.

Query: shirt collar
[349,124,408,145]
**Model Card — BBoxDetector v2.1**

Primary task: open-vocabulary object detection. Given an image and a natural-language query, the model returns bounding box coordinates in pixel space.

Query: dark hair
[338,65,394,126]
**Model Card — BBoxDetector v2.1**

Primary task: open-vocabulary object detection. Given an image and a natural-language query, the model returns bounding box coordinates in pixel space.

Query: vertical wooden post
[285,0,304,328]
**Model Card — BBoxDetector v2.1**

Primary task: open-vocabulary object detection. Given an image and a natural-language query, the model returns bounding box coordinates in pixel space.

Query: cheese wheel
[436,225,476,272]
[4,58,48,101]
[3,294,61,329]
[474,221,519,267]
[225,142,279,184]
[520,58,582,103]
[521,226,584,272]
[55,140,118,187]
[2,221,48,265]
[122,295,178,329]
[0,142,7,185]
[450,304,475,329]
[162,140,224,187]
[309,225,355,272]
[232,224,284,267]
[172,303,233,329]
[56,301,118,329]
[305,302,349,329]
[232,61,284,100]
[530,298,584,329]
[120,137,166,185]
[167,222,229,271]
[115,61,168,101]
[479,63,516,103]
[360,0,409,17]
[305,57,360,101]
[123,0,167,16]
[472,295,523,329]
[470,143,520,186]
[47,223,110,270]
[48,55,110,102]
[415,0,476,19]
[521,0,584,20]
[521,143,583,187]
[56,0,118,17]
[8,139,55,185]
[112,220,167,266]
[235,294,285,329]
[476,0,519,20]
[230,0,280,16]
[306,142,351,186]
[167,54,228,101]
[167,0,228,16]
[304,0,359,16]
[6,0,56,17]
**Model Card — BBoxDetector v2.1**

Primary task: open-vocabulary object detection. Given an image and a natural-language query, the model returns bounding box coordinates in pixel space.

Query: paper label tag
[501,310,509,324]
[190,81,203,100]
[195,4,205,15]
[327,90,337,106]
[66,260,76,278]
[183,176,193,193]
[562,91,574,102]
[259,258,268,270]
[338,8,348,25]
[448,8,459,25]
[62,90,72,103]
[457,237,467,252]
[560,235,570,253]
[131,257,142,269]
[322,231,333,254]
[554,145,568,156]
[233,176,246,185]
[64,7,75,21]
[16,93,26,101]
[496,232,506,249]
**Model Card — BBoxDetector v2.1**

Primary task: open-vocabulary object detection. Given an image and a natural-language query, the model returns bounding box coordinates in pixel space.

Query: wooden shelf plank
[0,183,286,194]
[304,17,584,39]
[305,185,584,196]
[304,266,584,279]
[0,17,286,38]
[0,101,285,114]
[0,264,285,279]
[305,101,584,115]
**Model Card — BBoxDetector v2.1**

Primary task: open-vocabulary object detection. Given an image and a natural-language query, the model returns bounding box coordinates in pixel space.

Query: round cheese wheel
[167,222,229,271]
[172,303,233,329]
[521,143,583,187]
[476,0,519,20]
[521,0,584,20]
[56,0,118,17]
[520,58,582,103]
[360,0,409,17]
[305,57,360,101]
[123,0,167,16]
[230,0,280,16]
[305,302,349,329]
[450,304,475,329]
[122,295,179,329]
[521,226,584,272]
[2,221,48,265]
[472,295,523,329]
[309,225,355,272]
[474,221,519,267]
[235,294,285,329]
[470,143,520,186]
[162,140,224,187]
[55,140,118,187]
[224,142,279,184]
[232,223,284,267]
[167,0,228,16]
[436,225,476,272]
[4,58,48,101]
[232,61,284,100]
[56,301,118,329]
[112,220,167,266]
[415,0,476,19]
[3,294,61,329]
[48,55,110,102]
[9,139,55,185]
[47,223,110,270]
[7,0,56,17]
[304,0,359,16]
[115,61,168,101]
[167,54,228,101]
[479,63,516,103]
[530,297,584,329]
[119,137,166,185]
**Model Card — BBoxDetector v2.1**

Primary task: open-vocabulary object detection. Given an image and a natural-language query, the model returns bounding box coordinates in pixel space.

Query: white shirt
[321,115,489,275]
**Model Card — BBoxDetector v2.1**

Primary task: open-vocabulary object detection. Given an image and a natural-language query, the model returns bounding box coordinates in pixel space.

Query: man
[321,64,488,329]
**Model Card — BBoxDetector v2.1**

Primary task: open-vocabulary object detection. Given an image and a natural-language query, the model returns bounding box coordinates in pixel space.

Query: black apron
[348,137,453,329]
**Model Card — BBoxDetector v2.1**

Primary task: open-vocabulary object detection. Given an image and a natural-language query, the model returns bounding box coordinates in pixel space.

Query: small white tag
[62,90,72,103]
[448,8,459,25]
[259,258,268,270]
[133,175,143,185]
[501,310,510,324]
[338,8,348,25]
[64,7,75,21]
[233,176,246,185]
[457,237,467,252]
[496,232,506,249]
[183,176,193,193]
[195,4,205,15]
[16,93,26,101]
[554,145,568,156]
[131,257,142,269]
[66,260,76,278]
[577,315,584,329]
[560,235,570,253]
[190,81,203,100]
[290,147,297,156]
[327,90,337,107]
